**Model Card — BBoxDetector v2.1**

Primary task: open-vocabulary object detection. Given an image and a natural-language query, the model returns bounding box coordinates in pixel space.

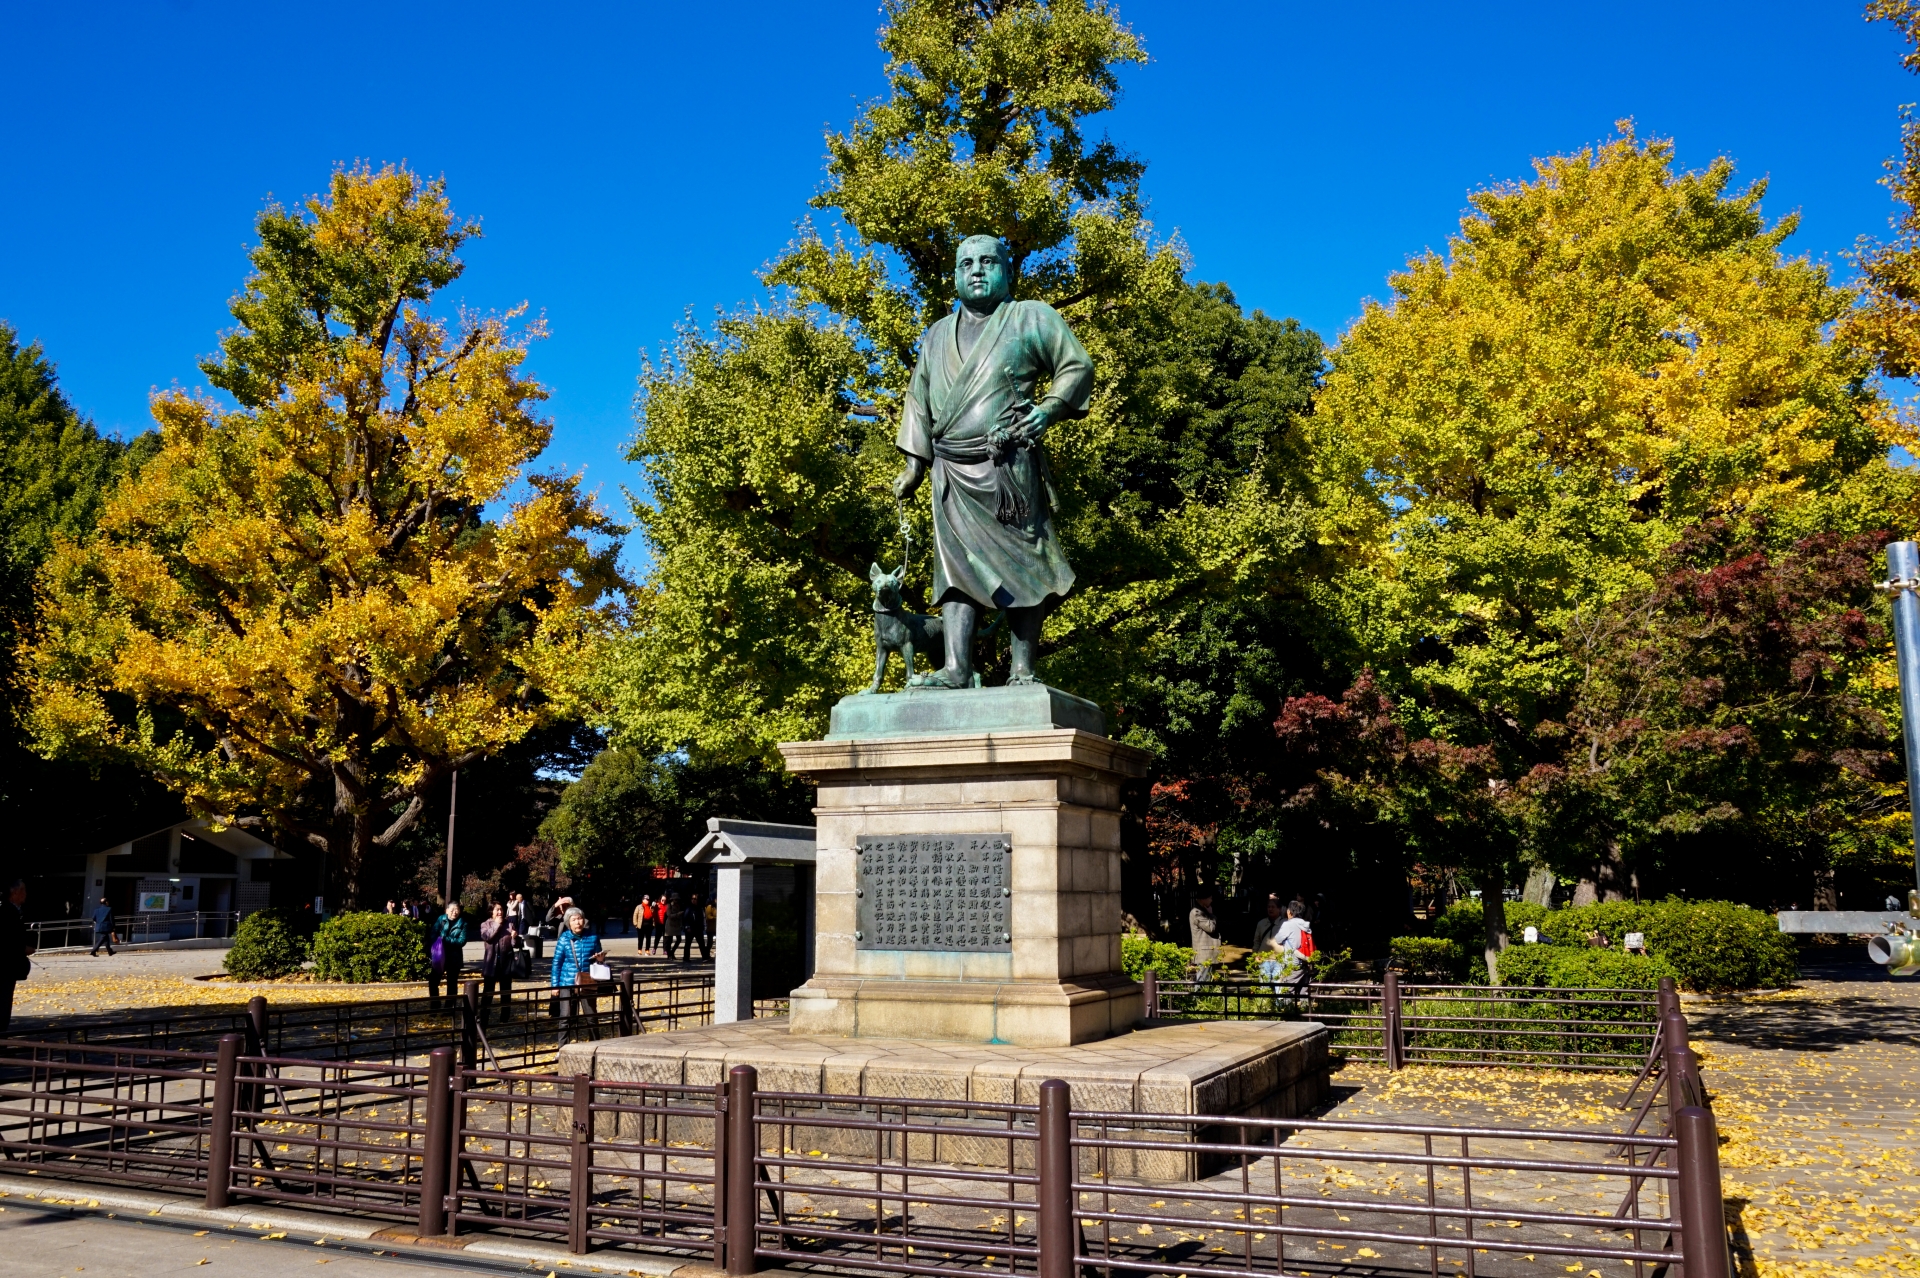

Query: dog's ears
[869,562,886,582]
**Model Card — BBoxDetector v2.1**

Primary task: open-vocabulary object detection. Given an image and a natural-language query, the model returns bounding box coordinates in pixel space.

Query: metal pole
[619,970,636,1037]
[1142,968,1158,1019]
[418,1047,454,1236]
[1662,1011,1700,1116]
[246,995,268,1057]
[1383,969,1404,1071]
[204,1034,241,1209]
[726,1064,760,1275]
[1675,1105,1731,1278]
[460,981,480,1072]
[444,769,459,906]
[1884,541,1920,906]
[569,1074,592,1254]
[1037,1078,1075,1278]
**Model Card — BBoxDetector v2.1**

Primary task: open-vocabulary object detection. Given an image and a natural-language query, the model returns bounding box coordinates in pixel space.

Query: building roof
[97,817,284,860]
[684,817,816,867]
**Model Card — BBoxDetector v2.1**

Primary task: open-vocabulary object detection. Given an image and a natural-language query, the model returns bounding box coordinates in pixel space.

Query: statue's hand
[1016,404,1054,446]
[892,456,927,499]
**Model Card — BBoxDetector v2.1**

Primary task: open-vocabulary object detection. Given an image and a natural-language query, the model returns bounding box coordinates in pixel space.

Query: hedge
[310,911,430,983]
[1388,936,1466,981]
[1121,934,1192,983]
[223,909,306,980]
[1432,898,1794,992]
[1493,944,1678,991]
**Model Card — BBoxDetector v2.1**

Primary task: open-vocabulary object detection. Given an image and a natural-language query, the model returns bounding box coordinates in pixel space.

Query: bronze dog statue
[863,563,944,693]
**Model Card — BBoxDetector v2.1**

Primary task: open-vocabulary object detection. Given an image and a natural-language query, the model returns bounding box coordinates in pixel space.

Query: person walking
[660,892,681,960]
[428,901,469,1009]
[1188,887,1220,983]
[549,906,606,1047]
[703,896,716,959]
[88,897,116,957]
[679,894,704,965]
[0,880,30,1033]
[479,902,518,1022]
[632,895,652,952]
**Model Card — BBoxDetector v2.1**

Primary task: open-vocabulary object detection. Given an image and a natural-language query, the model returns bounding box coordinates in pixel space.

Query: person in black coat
[0,880,31,1033]
[89,898,115,957]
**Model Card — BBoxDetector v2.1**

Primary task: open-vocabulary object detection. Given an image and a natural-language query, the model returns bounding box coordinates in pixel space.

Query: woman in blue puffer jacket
[549,906,606,1046]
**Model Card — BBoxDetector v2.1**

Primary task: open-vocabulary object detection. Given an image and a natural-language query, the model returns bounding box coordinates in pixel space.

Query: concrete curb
[0,1173,726,1276]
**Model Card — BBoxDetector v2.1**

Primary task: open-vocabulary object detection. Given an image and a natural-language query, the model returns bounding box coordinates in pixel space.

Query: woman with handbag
[479,902,518,1023]
[428,902,468,1009]
[549,906,607,1047]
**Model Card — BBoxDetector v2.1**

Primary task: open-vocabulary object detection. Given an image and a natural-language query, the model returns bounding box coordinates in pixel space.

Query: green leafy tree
[538,749,812,904]
[1294,127,1914,972]
[0,326,175,888]
[595,0,1324,777]
[24,166,625,907]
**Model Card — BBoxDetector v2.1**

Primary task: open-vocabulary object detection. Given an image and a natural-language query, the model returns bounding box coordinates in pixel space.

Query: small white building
[87,818,289,922]
[684,818,816,1023]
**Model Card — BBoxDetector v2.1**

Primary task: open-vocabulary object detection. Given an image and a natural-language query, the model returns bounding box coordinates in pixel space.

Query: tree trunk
[1481,864,1510,985]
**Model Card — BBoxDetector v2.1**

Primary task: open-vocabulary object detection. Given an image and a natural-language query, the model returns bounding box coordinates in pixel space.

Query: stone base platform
[558,1016,1329,1181]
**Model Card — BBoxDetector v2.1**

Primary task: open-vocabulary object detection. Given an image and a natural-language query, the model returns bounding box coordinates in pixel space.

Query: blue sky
[1,1,1913,573]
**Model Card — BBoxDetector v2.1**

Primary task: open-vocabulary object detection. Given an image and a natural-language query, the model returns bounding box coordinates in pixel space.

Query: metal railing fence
[29,911,241,951]
[22,970,716,1068]
[0,1001,1732,1278]
[1142,970,1665,1072]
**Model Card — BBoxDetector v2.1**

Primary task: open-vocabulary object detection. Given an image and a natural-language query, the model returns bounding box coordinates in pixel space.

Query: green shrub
[1389,936,1466,980]
[1638,900,1795,992]
[224,909,306,980]
[1121,933,1191,983]
[1495,944,1677,990]
[1430,897,1792,992]
[310,911,429,983]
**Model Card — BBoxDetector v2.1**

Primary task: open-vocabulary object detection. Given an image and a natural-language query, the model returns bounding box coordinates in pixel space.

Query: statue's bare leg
[1007,604,1047,685]
[910,599,977,688]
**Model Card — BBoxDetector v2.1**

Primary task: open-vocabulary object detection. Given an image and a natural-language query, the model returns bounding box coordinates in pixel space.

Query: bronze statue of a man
[892,235,1094,688]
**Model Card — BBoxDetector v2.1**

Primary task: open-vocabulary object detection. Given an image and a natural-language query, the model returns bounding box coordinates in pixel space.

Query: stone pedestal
[778,710,1150,1048]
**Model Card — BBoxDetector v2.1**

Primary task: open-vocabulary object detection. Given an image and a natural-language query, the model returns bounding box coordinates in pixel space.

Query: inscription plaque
[854,833,1012,952]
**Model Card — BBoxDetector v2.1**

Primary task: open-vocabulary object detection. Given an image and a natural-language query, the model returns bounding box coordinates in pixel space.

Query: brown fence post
[245,996,269,1056]
[1382,970,1404,1071]
[1142,969,1158,1019]
[726,1064,760,1275]
[1675,1105,1730,1278]
[1662,1011,1701,1114]
[460,981,480,1072]
[619,970,636,1036]
[418,1047,454,1237]
[204,1033,241,1209]
[1037,1078,1074,1278]
[569,1074,593,1254]
[710,1080,729,1269]
[447,1066,468,1239]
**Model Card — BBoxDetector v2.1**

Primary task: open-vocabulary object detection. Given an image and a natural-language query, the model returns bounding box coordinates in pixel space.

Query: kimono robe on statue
[898,299,1094,610]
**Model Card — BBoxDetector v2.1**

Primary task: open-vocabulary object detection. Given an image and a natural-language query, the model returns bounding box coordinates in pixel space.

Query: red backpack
[1297,925,1315,959]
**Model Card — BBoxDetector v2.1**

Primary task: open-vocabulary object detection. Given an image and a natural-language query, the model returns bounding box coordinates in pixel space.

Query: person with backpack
[1255,897,1315,1005]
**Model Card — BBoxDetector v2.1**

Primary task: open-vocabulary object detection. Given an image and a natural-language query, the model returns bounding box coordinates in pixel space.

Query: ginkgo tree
[25,165,624,908]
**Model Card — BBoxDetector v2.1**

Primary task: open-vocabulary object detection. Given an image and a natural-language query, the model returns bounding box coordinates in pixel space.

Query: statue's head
[954,235,1011,306]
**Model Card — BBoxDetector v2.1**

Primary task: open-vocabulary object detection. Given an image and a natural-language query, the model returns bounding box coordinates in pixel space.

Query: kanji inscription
[854,834,1012,952]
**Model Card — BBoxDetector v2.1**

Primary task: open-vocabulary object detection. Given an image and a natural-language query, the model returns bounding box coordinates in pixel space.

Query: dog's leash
[895,498,915,582]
